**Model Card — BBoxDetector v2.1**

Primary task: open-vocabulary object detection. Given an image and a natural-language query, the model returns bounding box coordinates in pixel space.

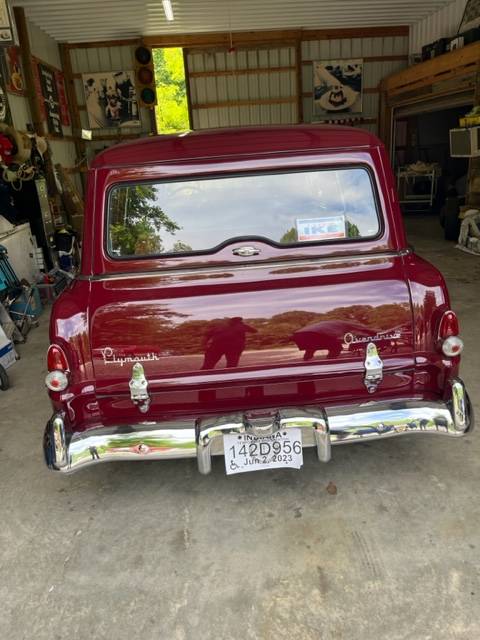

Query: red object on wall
[55,70,70,127]
[0,133,14,164]
[5,47,25,95]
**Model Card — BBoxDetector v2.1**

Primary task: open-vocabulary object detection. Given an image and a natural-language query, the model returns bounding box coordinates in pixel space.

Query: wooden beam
[302,26,409,40]
[389,80,476,109]
[183,48,194,131]
[382,41,480,95]
[13,6,43,136]
[302,87,380,98]
[188,65,296,79]
[65,38,140,50]
[59,43,86,168]
[388,64,478,99]
[143,25,408,49]
[295,38,303,124]
[192,97,297,110]
[302,54,408,66]
[89,133,143,141]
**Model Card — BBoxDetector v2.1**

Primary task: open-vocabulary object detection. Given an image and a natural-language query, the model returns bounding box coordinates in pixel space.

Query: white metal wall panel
[8,93,31,130]
[187,46,297,129]
[27,20,62,69]
[301,35,409,135]
[410,0,467,54]
[70,45,152,137]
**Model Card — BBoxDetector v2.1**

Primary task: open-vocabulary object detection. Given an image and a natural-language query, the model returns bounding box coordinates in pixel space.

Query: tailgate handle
[364,342,383,394]
[232,246,260,257]
[129,363,151,413]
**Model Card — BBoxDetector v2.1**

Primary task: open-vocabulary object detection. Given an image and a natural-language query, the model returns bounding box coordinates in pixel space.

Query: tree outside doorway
[153,48,190,134]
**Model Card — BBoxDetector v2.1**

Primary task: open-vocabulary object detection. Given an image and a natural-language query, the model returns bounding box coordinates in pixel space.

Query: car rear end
[43,126,473,475]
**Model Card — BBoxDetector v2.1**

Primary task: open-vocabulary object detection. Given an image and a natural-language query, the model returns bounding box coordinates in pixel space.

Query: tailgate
[89,254,415,424]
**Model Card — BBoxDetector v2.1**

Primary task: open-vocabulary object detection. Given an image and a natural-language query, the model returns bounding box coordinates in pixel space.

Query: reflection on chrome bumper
[44,378,473,474]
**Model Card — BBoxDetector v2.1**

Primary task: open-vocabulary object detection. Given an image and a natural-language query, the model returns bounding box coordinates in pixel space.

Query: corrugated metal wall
[69,44,151,154]
[409,0,467,54]
[186,47,297,128]
[186,34,408,135]
[28,20,62,69]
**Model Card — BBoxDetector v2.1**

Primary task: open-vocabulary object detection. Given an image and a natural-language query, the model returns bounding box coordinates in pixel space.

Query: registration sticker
[296,215,346,241]
[224,429,303,475]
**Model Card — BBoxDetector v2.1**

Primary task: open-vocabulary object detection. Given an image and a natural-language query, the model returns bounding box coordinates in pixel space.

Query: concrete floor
[1,215,479,640]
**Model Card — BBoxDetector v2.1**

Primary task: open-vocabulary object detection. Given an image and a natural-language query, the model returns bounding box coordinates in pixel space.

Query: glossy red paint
[49,125,460,433]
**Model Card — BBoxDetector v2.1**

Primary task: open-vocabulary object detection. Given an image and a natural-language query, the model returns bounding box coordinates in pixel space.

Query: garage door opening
[153,48,190,134]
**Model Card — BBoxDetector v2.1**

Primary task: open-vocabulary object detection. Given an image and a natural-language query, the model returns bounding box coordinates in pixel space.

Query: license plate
[224,429,303,475]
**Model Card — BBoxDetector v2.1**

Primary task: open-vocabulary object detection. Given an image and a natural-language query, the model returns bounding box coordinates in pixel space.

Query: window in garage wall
[153,48,190,133]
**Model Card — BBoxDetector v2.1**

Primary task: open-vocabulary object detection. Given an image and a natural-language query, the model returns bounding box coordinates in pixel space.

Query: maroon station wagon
[43,125,473,475]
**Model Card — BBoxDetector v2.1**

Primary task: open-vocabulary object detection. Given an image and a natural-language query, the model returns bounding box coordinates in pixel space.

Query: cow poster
[313,59,363,118]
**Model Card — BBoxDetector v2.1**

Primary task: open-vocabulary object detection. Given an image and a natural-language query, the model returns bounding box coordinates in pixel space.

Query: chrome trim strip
[76,250,406,281]
[44,378,472,474]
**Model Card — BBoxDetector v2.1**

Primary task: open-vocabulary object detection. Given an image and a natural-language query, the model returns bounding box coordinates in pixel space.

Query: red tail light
[47,344,69,372]
[46,345,70,391]
[438,311,459,339]
[437,311,463,357]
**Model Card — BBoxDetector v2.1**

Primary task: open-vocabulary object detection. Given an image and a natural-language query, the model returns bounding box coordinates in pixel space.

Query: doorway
[152,48,190,134]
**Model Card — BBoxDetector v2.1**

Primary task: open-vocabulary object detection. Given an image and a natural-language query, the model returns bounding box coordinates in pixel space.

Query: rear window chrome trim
[104,164,384,262]
[79,249,410,281]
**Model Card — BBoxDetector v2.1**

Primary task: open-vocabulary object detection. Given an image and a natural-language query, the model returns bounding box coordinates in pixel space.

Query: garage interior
[1,1,480,638]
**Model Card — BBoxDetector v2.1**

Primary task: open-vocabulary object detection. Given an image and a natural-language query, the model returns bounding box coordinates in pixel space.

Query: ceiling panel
[12,0,458,43]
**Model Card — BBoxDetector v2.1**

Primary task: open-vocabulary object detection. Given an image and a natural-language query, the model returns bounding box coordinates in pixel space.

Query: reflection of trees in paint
[95,302,411,359]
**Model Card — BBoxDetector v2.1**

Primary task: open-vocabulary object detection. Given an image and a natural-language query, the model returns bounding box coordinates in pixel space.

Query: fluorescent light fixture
[162,0,174,21]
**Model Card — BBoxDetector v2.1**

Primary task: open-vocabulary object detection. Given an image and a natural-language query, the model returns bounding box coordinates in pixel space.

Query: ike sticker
[296,215,346,241]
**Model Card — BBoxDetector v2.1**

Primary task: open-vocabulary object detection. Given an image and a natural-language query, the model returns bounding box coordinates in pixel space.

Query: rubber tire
[0,364,9,390]
[444,203,460,241]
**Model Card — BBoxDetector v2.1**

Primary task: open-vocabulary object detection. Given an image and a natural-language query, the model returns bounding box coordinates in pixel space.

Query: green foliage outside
[109,185,180,256]
[153,48,190,134]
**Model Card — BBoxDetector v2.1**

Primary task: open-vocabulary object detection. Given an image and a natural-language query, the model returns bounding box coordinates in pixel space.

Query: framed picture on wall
[0,0,18,46]
[313,59,363,118]
[459,0,480,31]
[38,63,63,137]
[4,47,24,95]
[82,70,140,129]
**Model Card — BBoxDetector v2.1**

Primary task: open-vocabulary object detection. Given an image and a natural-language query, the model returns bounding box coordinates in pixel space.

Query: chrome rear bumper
[44,378,473,474]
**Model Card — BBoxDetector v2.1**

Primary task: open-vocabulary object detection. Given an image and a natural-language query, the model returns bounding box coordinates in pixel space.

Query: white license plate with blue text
[223,429,303,475]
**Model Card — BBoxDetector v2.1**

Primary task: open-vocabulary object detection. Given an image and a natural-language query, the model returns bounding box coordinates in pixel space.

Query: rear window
[107,168,380,258]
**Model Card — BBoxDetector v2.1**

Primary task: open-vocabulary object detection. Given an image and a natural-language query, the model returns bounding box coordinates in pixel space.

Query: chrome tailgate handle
[129,363,151,413]
[232,246,260,257]
[364,342,383,393]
